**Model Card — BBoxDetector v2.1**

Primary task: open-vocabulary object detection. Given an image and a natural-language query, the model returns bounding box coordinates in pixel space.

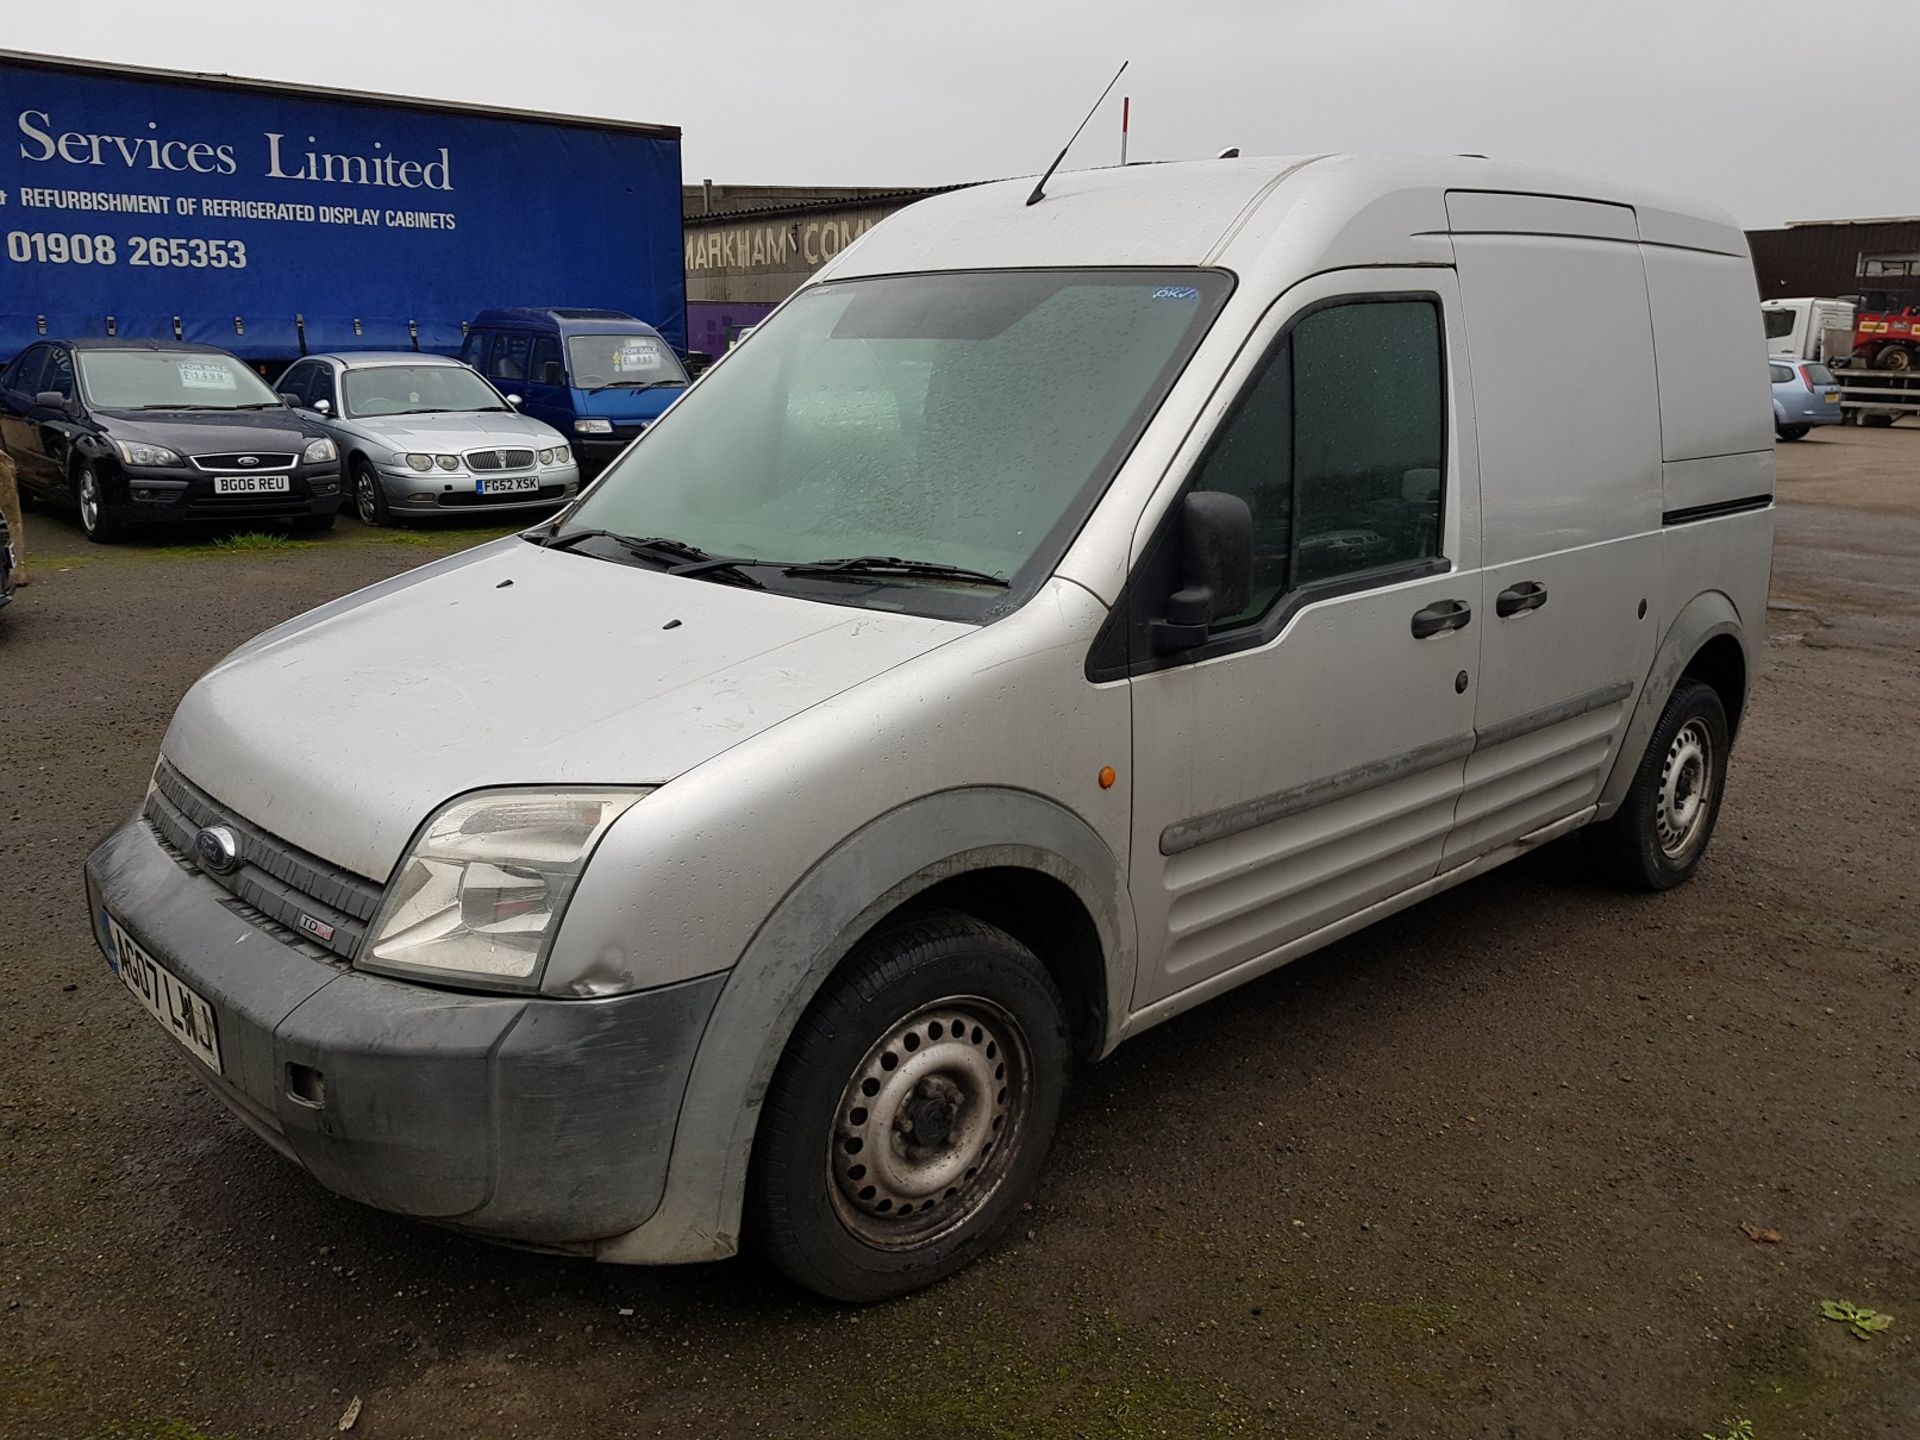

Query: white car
[89,154,1773,1302]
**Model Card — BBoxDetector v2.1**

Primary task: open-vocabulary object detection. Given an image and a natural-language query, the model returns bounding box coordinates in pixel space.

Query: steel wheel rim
[78,469,99,531]
[355,472,380,524]
[1655,717,1713,859]
[828,995,1030,1250]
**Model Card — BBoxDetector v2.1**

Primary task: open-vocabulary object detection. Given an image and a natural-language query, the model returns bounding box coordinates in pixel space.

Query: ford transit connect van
[86,156,1773,1301]
[458,308,688,476]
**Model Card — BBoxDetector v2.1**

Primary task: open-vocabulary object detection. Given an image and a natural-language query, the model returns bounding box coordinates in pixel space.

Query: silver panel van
[85,155,1774,1300]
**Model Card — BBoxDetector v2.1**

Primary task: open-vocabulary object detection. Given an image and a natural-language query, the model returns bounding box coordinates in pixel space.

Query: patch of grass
[789,1305,1257,1439]
[209,531,299,553]
[1701,1420,1754,1440]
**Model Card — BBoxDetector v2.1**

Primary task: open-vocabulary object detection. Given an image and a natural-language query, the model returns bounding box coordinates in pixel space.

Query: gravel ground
[2,432,1916,1440]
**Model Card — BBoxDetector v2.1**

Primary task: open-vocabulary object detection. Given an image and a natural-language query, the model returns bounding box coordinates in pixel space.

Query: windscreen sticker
[614,340,665,372]
[1152,286,1201,302]
[177,361,238,390]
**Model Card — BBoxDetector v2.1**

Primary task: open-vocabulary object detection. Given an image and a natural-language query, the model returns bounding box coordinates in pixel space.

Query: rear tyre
[1586,679,1729,892]
[1873,344,1913,372]
[748,910,1072,1302]
[1775,425,1809,441]
[352,460,391,527]
[74,462,125,544]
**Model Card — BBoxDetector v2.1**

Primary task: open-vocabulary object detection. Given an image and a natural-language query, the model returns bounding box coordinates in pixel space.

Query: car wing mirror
[34,389,70,411]
[505,393,523,407]
[312,397,332,415]
[1150,490,1254,654]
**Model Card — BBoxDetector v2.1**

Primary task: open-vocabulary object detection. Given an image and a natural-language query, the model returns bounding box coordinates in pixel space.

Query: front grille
[185,495,311,517]
[145,759,382,962]
[465,448,536,472]
[190,452,298,471]
[438,483,566,508]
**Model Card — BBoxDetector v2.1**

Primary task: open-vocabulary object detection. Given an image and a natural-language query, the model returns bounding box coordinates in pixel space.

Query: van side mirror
[1150,490,1254,654]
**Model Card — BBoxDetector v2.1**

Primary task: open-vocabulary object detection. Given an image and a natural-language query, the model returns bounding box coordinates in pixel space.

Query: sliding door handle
[1410,598,1473,638]
[1495,580,1549,617]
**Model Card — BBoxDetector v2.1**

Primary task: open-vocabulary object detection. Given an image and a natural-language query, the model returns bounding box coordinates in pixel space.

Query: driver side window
[1190,296,1447,629]
[40,347,76,400]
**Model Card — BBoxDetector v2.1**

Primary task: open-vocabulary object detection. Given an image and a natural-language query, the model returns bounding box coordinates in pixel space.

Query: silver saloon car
[276,353,581,525]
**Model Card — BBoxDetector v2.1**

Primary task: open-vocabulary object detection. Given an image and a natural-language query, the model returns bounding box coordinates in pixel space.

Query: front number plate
[107,917,224,1074]
[476,476,541,495]
[213,474,290,494]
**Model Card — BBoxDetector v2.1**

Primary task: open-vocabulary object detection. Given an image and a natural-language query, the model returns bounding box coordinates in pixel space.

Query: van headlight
[573,418,613,435]
[358,788,650,990]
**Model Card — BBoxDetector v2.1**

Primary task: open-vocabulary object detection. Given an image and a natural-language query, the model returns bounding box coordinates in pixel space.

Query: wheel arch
[1596,590,1750,821]
[593,787,1135,1265]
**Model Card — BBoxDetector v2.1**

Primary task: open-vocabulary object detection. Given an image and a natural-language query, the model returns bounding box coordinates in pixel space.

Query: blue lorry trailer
[0,50,685,367]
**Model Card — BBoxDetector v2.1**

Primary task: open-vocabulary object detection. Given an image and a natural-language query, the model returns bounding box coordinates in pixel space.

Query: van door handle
[1410,599,1473,638]
[1495,581,1549,618]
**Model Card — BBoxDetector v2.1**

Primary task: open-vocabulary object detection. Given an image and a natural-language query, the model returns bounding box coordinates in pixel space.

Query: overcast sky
[6,0,1906,228]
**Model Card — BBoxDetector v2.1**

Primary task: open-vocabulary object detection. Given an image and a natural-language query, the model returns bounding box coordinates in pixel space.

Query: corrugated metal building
[681,182,971,353]
[1747,217,1920,301]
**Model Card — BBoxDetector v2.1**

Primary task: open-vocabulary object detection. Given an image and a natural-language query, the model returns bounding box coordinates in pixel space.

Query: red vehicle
[1854,305,1920,370]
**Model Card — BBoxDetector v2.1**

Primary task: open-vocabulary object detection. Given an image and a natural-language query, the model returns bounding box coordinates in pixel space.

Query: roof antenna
[1026,60,1129,206]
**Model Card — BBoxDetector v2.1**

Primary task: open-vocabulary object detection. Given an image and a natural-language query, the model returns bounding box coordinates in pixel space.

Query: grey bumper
[83,817,723,1246]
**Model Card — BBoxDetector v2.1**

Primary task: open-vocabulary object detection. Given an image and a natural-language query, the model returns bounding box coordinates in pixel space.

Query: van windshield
[550,269,1231,619]
[1762,309,1797,340]
[566,334,689,390]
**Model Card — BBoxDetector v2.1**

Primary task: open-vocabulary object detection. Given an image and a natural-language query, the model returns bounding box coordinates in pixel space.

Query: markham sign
[685,214,880,275]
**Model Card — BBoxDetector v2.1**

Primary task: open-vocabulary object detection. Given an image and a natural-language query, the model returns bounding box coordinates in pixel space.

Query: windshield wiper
[530,528,763,587]
[780,556,1010,588]
[595,379,685,391]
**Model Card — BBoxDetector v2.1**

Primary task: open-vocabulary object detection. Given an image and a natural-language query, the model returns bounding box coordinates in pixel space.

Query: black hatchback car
[0,340,343,542]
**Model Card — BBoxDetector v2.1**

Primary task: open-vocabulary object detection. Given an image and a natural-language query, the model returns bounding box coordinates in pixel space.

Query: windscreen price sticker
[615,341,664,373]
[178,361,237,390]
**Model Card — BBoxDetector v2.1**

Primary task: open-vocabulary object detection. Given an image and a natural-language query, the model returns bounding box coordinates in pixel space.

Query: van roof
[820,154,1748,285]
[469,307,657,335]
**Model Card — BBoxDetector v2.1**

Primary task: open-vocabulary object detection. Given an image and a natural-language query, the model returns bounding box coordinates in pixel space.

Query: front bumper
[114,461,343,522]
[571,426,645,476]
[374,462,580,515]
[84,816,723,1245]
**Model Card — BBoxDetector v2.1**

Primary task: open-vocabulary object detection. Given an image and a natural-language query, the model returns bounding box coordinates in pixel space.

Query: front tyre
[748,911,1072,1302]
[74,462,125,544]
[1776,424,1809,441]
[1587,679,1730,892]
[352,460,391,527]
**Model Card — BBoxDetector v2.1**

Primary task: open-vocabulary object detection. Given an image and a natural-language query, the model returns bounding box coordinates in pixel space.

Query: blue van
[459,308,689,476]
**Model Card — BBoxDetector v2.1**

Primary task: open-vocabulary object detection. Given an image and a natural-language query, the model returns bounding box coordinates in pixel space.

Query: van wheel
[1587,680,1729,892]
[351,461,392,527]
[1860,412,1895,428]
[1775,425,1809,441]
[747,911,1071,1302]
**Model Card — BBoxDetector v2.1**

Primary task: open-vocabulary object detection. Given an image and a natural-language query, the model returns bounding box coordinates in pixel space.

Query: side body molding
[593,787,1134,1265]
[1594,588,1748,820]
